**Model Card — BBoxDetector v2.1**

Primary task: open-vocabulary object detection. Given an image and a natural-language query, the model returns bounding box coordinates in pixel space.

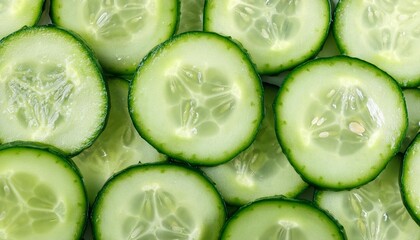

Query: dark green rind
[0,25,109,157]
[128,31,264,166]
[273,55,407,190]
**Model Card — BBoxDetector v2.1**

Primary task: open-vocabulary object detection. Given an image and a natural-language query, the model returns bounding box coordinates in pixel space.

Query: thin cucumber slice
[274,56,407,189]
[402,134,420,224]
[0,144,87,240]
[0,26,108,156]
[129,32,263,165]
[201,83,307,206]
[220,197,346,240]
[334,0,420,87]
[50,0,178,75]
[204,0,331,74]
[0,0,44,39]
[176,0,205,34]
[73,77,166,205]
[316,154,420,239]
[400,89,420,152]
[91,163,226,240]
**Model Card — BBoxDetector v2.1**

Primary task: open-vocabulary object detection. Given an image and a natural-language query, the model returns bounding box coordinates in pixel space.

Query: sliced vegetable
[129,31,263,165]
[0,26,108,156]
[274,56,407,189]
[91,163,226,240]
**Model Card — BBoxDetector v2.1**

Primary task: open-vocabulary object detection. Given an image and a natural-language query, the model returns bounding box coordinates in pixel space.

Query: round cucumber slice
[50,0,178,75]
[402,134,420,225]
[220,198,346,240]
[274,56,407,189]
[204,0,331,74]
[334,0,420,87]
[0,144,87,240]
[201,83,307,205]
[316,154,420,239]
[129,31,263,166]
[91,163,226,240]
[73,77,166,205]
[0,0,44,39]
[0,26,108,156]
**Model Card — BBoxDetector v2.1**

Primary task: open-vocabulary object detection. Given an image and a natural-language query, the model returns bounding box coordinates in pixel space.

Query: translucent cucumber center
[345,176,412,239]
[165,64,239,138]
[232,0,301,50]
[0,172,64,238]
[260,221,305,240]
[306,86,382,155]
[228,113,284,186]
[84,0,153,40]
[5,62,74,138]
[360,0,420,61]
[123,187,198,239]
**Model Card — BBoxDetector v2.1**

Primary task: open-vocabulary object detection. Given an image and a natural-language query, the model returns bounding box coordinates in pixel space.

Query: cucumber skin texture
[274,55,407,190]
[0,142,89,240]
[220,197,347,240]
[91,162,227,240]
[0,25,109,157]
[128,31,263,166]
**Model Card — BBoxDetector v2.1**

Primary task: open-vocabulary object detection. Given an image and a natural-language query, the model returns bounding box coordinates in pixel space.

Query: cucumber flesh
[204,0,331,74]
[50,0,179,75]
[334,0,420,86]
[0,0,44,39]
[129,32,263,165]
[400,88,420,152]
[202,83,307,205]
[0,144,87,240]
[401,134,420,224]
[316,154,420,239]
[0,26,108,156]
[73,78,166,205]
[220,198,346,240]
[91,163,226,240]
[274,56,407,189]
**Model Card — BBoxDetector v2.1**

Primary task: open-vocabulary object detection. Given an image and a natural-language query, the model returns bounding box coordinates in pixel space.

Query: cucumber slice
[402,134,420,224]
[129,32,263,165]
[334,0,420,87]
[176,0,205,34]
[316,154,420,239]
[0,144,87,240]
[204,0,331,74]
[400,89,420,152]
[73,77,166,205]
[91,163,226,240]
[0,0,44,39]
[274,56,407,189]
[0,26,108,156]
[220,197,346,240]
[50,0,178,75]
[201,83,307,205]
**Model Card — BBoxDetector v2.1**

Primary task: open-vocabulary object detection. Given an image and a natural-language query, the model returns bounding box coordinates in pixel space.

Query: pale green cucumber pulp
[0,26,108,156]
[129,32,263,165]
[50,0,179,75]
[274,56,407,189]
[0,145,87,240]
